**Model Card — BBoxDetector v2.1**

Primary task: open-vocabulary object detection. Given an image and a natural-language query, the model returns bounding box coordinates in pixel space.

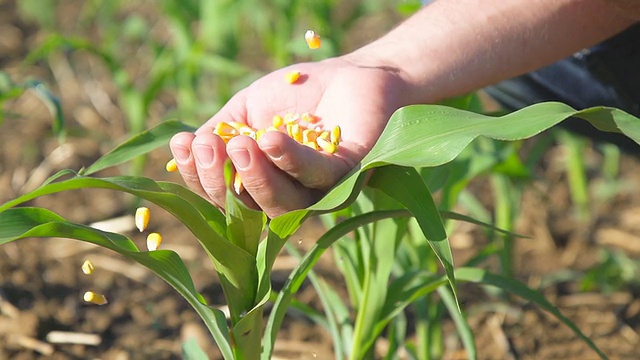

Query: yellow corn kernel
[317,137,337,154]
[330,125,341,145]
[219,134,235,144]
[284,113,299,125]
[305,30,321,49]
[228,122,255,137]
[301,112,319,124]
[255,129,266,141]
[233,172,244,194]
[146,232,162,251]
[83,291,108,305]
[272,115,284,128]
[240,127,256,139]
[81,260,95,275]
[213,122,239,137]
[285,70,301,84]
[291,123,303,142]
[303,140,319,150]
[318,131,330,140]
[302,129,318,143]
[135,207,150,232]
[166,158,178,172]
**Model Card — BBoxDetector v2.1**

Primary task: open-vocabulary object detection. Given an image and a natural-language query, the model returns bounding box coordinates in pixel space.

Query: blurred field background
[1,0,640,359]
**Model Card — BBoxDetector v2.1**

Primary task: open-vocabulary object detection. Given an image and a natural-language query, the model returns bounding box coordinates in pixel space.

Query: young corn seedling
[1,102,638,359]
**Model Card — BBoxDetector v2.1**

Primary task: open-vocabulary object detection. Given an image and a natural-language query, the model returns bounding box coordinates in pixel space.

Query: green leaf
[0,175,256,326]
[367,166,458,311]
[82,120,196,175]
[351,189,409,358]
[0,207,233,359]
[224,161,266,258]
[263,210,410,359]
[361,103,640,169]
[181,338,209,360]
[437,286,476,360]
[455,267,607,360]
[222,161,266,323]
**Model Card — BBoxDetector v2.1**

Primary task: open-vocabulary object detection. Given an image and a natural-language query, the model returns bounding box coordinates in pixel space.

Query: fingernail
[229,149,251,170]
[262,145,283,160]
[194,144,214,167]
[173,145,191,164]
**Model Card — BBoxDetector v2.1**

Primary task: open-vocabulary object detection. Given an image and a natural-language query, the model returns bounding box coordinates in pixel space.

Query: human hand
[169,56,407,218]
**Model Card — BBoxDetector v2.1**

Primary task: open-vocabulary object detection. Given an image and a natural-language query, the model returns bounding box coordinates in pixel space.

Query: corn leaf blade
[82,120,196,175]
[0,207,234,359]
[455,267,607,359]
[0,175,256,322]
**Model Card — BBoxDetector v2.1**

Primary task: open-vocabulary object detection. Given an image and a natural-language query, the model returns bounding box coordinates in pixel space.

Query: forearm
[345,0,637,105]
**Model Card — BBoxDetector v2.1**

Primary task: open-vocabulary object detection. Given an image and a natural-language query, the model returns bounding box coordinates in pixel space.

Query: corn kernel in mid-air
[305,30,321,49]
[317,137,337,154]
[135,207,150,232]
[166,158,178,172]
[81,260,95,275]
[146,232,162,251]
[83,291,108,305]
[285,71,301,84]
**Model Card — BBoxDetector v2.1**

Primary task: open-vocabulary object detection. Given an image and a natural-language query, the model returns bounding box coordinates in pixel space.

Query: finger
[226,135,320,218]
[257,131,354,190]
[170,132,208,196]
[190,132,231,210]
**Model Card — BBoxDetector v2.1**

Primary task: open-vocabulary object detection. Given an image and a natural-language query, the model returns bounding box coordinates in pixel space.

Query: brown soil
[1,1,640,359]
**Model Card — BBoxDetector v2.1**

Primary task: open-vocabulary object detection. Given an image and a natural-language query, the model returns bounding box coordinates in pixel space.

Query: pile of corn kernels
[166,30,337,195]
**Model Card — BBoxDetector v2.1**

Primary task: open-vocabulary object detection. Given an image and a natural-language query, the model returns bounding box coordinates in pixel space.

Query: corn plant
[0,71,65,142]
[1,102,639,359]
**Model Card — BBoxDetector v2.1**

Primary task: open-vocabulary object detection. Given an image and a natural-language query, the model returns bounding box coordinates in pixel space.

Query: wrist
[339,47,435,107]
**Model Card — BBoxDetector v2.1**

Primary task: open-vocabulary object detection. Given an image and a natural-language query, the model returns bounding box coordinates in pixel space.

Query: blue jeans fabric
[485,23,640,152]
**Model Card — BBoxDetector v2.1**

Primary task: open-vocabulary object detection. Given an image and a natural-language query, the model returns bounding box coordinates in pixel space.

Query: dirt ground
[2,1,640,359]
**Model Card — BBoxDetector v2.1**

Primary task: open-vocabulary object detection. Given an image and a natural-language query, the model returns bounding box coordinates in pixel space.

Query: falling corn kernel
[285,70,301,84]
[233,172,244,194]
[81,260,95,275]
[146,232,162,251]
[317,137,338,154]
[166,158,178,172]
[83,291,108,305]
[305,30,321,49]
[135,207,150,232]
[330,125,341,145]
